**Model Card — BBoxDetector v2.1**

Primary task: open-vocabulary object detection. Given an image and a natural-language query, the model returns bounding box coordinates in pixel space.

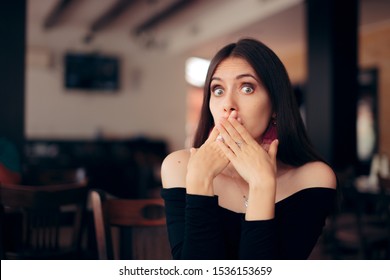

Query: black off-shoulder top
[160,187,336,260]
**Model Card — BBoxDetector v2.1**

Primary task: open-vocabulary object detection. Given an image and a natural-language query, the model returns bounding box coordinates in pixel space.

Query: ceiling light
[185,57,210,87]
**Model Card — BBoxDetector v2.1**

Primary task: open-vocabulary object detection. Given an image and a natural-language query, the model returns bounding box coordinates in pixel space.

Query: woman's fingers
[228,117,257,145]
[216,139,235,161]
[189,147,197,156]
[220,119,242,142]
[268,139,279,167]
[219,111,257,147]
[216,121,242,154]
[205,125,220,143]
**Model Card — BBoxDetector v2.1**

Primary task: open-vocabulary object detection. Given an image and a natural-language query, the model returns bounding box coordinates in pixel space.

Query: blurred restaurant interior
[1,0,390,260]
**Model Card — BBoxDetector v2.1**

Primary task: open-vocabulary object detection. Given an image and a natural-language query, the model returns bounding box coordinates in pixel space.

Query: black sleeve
[161,188,225,259]
[240,188,336,260]
[239,219,276,259]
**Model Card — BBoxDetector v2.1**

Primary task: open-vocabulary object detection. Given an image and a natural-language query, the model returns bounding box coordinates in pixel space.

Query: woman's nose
[223,94,237,113]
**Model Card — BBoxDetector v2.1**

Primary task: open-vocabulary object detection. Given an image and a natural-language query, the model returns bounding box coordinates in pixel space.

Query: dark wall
[0,0,26,162]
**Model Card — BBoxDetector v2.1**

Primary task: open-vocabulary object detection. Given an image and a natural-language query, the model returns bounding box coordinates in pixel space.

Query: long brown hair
[193,38,323,167]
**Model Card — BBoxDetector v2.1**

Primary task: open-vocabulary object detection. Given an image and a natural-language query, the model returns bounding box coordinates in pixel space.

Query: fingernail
[216,135,224,142]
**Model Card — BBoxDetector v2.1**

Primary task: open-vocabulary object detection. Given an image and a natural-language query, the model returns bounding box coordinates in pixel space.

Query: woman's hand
[215,112,279,188]
[216,112,279,220]
[186,126,230,196]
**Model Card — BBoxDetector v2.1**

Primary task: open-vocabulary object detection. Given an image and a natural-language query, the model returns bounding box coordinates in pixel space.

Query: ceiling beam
[43,0,75,29]
[89,0,136,33]
[133,0,194,36]
[164,0,303,54]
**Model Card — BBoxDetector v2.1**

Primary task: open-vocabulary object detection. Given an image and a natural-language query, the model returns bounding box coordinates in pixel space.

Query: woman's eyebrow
[211,74,259,82]
[236,74,259,82]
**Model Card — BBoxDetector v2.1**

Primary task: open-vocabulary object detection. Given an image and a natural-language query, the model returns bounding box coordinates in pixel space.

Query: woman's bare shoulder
[294,161,337,190]
[161,149,190,189]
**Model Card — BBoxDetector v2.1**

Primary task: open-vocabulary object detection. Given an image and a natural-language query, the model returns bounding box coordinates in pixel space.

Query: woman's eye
[242,85,254,94]
[212,88,224,96]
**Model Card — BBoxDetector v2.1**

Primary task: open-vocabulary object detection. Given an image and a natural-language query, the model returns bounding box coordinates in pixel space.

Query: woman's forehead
[212,57,258,81]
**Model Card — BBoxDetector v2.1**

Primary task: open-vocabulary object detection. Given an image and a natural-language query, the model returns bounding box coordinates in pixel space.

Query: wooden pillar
[306,0,359,171]
[0,0,26,163]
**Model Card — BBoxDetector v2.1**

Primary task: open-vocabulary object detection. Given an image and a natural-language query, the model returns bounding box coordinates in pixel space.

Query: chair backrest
[324,177,390,259]
[378,175,390,193]
[378,175,390,222]
[0,182,88,259]
[36,168,87,185]
[90,189,167,260]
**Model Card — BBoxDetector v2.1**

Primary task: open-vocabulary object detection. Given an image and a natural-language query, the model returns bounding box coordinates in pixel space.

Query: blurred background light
[185,57,210,87]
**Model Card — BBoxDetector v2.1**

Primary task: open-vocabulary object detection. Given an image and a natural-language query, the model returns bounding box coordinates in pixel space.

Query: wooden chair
[0,182,88,259]
[378,175,390,194]
[327,184,390,259]
[90,189,170,260]
[378,175,390,257]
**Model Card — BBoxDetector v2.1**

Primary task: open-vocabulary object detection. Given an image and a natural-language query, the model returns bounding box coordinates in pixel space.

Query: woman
[161,38,337,259]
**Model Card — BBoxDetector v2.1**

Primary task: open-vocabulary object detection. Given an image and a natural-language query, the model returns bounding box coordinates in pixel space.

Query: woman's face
[209,57,273,142]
